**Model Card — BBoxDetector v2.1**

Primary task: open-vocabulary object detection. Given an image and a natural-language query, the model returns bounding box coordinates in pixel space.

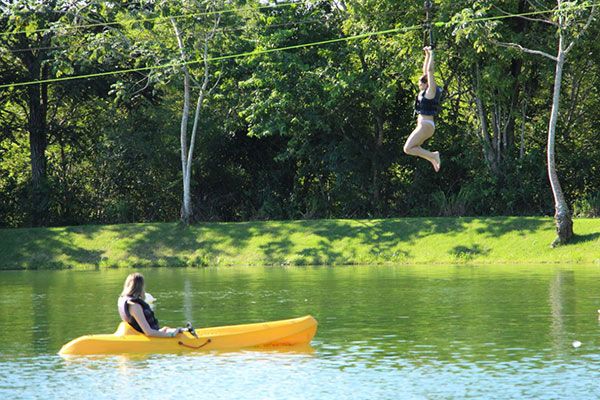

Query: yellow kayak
[59,315,317,355]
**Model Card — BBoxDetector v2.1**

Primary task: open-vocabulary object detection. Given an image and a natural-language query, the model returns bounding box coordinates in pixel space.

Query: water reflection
[2,265,600,399]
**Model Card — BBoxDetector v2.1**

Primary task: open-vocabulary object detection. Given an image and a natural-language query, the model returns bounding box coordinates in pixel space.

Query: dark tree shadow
[473,217,550,238]
[2,216,588,269]
[0,227,104,269]
[450,245,491,261]
[569,232,600,245]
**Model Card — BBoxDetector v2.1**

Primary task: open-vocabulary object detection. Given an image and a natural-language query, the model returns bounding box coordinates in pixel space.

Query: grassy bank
[1,217,599,270]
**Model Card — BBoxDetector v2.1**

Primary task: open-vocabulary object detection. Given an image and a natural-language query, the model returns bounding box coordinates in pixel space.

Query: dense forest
[0,0,598,229]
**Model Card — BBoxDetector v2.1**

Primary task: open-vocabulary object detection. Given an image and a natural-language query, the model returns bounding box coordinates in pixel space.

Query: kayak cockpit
[114,322,144,337]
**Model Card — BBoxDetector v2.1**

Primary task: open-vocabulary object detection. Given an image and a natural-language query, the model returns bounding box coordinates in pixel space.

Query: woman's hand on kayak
[167,327,185,337]
[159,326,184,336]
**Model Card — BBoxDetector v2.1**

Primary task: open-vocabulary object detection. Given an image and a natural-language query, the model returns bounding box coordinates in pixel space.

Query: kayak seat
[114,322,144,337]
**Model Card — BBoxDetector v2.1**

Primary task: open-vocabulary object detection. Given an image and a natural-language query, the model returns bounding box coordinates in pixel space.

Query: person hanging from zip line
[403,46,442,172]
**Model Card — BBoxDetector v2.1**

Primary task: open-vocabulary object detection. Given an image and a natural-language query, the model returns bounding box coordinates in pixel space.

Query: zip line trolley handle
[423,0,435,49]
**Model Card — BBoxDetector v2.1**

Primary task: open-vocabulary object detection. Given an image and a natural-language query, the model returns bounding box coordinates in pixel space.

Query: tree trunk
[519,105,526,159]
[27,61,49,226]
[505,57,522,154]
[173,18,193,225]
[179,77,193,224]
[547,51,573,246]
[473,63,499,175]
[173,14,216,225]
[474,95,498,175]
[181,172,192,225]
[372,114,384,208]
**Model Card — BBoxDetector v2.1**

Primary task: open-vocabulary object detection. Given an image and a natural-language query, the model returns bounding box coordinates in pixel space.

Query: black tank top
[415,86,443,116]
[118,296,160,333]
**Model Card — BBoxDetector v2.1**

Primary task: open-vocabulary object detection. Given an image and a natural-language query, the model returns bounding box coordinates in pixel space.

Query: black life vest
[118,296,160,334]
[415,86,443,116]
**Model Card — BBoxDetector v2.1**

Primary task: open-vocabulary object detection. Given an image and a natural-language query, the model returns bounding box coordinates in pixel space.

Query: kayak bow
[59,315,317,355]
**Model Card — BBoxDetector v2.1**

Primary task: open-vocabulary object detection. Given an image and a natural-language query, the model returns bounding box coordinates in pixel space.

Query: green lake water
[1,265,600,399]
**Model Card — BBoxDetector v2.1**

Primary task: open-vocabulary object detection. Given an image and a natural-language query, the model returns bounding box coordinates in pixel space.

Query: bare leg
[403,123,441,172]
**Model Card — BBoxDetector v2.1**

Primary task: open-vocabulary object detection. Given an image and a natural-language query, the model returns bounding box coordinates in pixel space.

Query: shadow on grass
[91,222,263,267]
[0,216,561,269]
[473,217,550,238]
[569,232,600,245]
[450,245,491,261]
[0,228,104,270]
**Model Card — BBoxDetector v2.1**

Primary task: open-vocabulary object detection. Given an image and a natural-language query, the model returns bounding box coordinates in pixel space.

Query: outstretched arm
[129,302,182,338]
[425,47,437,98]
[422,48,430,76]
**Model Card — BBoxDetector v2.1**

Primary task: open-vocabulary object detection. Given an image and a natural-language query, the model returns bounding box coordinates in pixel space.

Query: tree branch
[131,75,151,97]
[493,4,557,25]
[564,5,596,54]
[526,0,549,10]
[171,17,191,170]
[208,64,222,95]
[492,40,557,61]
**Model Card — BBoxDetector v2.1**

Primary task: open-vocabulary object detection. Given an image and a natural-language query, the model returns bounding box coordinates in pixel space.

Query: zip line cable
[0,1,597,90]
[0,25,421,90]
[4,45,63,53]
[1,0,596,47]
[2,16,325,54]
[0,1,305,38]
[433,0,597,28]
[8,1,578,55]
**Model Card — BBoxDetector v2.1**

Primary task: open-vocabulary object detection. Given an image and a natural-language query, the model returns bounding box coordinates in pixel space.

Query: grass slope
[0,217,599,270]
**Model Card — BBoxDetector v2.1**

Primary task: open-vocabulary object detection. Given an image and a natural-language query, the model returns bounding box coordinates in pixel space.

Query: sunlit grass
[0,217,598,269]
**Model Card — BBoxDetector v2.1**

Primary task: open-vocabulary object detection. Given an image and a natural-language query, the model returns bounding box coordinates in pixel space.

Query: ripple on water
[3,266,600,399]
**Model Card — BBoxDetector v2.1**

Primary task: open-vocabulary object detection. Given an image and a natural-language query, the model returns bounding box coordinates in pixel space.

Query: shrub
[431,188,472,217]
[573,193,600,218]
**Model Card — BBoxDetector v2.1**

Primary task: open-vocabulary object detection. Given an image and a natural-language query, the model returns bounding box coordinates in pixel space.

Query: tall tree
[0,0,134,226]
[449,0,532,177]
[493,0,596,245]
[170,0,223,224]
[0,0,61,225]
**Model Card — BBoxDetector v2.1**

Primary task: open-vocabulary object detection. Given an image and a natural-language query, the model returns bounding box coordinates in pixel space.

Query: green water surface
[1,265,600,399]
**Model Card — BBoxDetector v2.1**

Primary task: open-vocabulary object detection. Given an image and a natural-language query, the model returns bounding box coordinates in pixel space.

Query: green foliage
[0,136,30,227]
[432,188,472,217]
[573,193,600,218]
[0,0,599,227]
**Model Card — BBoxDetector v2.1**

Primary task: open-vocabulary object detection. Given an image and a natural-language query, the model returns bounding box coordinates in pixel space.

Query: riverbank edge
[1,217,599,270]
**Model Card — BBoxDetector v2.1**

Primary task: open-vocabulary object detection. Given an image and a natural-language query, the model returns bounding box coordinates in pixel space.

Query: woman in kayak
[403,46,441,172]
[118,272,184,337]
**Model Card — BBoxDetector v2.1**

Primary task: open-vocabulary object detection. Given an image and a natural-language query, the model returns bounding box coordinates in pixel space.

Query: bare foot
[431,151,441,172]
